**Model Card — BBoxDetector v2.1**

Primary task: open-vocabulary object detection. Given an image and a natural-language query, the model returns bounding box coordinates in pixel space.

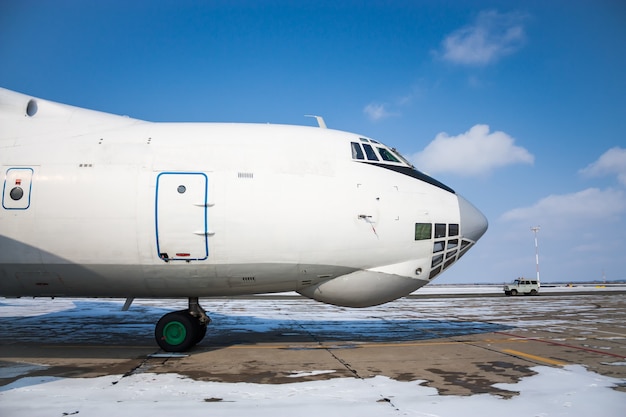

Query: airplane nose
[458,195,488,242]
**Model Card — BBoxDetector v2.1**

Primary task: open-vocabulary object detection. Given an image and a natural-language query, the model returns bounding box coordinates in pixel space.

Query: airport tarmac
[1,291,625,399]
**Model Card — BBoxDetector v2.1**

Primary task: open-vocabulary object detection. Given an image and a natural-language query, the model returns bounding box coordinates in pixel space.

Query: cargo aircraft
[0,87,488,351]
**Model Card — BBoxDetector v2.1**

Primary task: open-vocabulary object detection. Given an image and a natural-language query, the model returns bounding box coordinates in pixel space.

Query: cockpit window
[348,138,454,193]
[351,142,364,160]
[391,148,414,168]
[377,147,400,163]
[415,223,432,240]
[352,139,407,165]
[362,144,379,161]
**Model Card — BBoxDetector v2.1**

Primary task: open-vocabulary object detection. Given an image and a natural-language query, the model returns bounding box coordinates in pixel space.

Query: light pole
[530,226,540,282]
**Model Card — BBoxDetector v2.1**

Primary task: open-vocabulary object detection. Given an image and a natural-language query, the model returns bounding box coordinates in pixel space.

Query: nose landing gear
[154,297,210,352]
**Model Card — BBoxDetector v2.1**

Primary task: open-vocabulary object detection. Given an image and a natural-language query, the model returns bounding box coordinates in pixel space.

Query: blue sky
[2,1,625,283]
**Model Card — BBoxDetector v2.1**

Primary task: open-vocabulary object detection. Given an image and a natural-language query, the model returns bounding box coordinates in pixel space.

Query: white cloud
[363,83,426,123]
[579,147,626,186]
[501,188,626,224]
[440,10,528,66]
[410,124,534,176]
[363,103,393,121]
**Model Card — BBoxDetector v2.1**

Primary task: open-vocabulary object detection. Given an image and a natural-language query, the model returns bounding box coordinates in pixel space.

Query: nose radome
[458,195,488,242]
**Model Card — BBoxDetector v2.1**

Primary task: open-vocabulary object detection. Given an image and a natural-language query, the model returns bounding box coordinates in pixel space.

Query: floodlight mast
[531,226,541,282]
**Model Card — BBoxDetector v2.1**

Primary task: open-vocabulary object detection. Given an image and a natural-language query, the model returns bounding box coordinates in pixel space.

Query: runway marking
[501,349,566,367]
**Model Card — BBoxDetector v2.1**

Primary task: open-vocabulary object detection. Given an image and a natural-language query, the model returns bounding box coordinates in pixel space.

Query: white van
[504,278,540,296]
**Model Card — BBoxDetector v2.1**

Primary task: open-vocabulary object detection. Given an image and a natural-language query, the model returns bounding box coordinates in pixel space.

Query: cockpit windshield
[350,137,454,193]
[377,147,400,163]
[350,137,410,167]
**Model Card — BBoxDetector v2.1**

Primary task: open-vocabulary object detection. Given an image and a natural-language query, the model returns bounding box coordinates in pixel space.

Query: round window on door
[10,187,24,201]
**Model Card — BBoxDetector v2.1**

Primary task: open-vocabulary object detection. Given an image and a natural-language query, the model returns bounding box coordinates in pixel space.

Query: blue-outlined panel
[155,172,209,261]
[2,167,34,210]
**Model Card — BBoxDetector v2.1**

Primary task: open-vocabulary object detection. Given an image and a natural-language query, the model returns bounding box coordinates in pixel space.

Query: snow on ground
[0,365,624,417]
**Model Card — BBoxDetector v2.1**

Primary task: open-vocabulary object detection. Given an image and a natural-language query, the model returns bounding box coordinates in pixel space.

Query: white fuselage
[0,88,487,308]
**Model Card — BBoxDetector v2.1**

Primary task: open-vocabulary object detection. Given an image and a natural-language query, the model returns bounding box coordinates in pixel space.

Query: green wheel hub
[155,309,206,352]
[162,321,187,345]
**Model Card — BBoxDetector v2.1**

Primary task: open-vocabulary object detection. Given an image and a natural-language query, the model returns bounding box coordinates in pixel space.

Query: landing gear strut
[154,297,211,352]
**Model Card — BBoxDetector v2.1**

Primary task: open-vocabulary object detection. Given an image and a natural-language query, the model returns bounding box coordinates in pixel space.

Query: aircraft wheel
[155,310,198,352]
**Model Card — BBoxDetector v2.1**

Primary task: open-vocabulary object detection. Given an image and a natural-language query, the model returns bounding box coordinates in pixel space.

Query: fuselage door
[155,172,208,261]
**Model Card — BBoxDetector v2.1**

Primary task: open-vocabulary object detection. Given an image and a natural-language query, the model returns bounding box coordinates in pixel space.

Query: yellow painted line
[502,349,567,366]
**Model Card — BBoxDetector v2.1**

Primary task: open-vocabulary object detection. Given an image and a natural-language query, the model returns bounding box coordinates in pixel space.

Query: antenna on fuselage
[305,115,327,129]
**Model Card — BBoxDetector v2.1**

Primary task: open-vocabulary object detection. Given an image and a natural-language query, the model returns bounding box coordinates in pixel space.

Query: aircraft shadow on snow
[0,299,512,351]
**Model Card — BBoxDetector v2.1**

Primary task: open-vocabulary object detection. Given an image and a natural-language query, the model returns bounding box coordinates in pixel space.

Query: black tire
[510,289,518,296]
[530,289,538,295]
[155,310,198,352]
